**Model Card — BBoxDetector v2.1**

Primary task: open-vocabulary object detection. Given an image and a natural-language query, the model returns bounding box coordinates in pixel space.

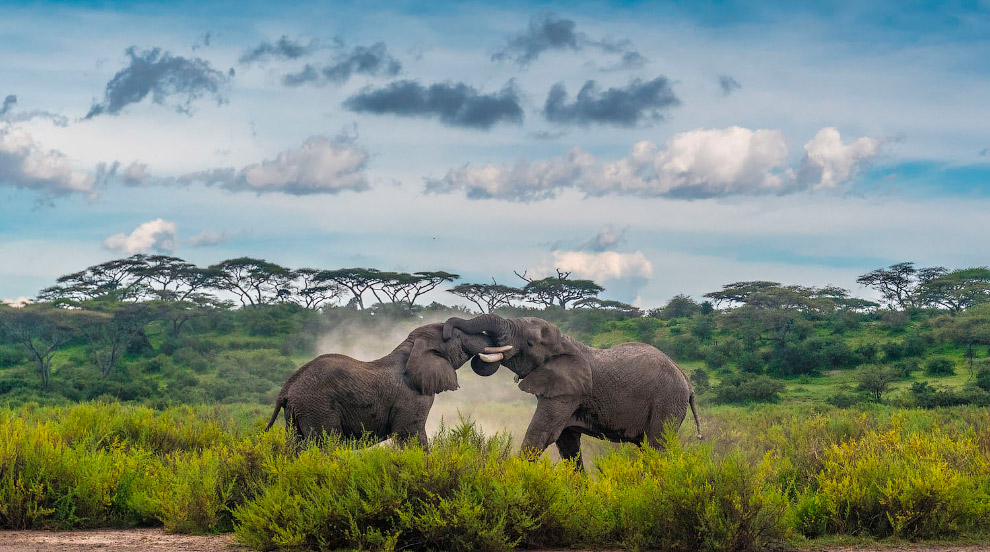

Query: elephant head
[442,314,592,399]
[402,323,495,395]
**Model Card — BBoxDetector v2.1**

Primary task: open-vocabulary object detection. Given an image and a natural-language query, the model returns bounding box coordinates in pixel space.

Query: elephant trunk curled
[444,314,514,377]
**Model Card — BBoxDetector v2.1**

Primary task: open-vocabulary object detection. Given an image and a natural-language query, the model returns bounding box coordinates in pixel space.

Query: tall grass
[1,401,989,549]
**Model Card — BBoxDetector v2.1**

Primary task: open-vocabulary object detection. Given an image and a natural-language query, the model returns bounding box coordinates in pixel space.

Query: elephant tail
[265,397,287,431]
[689,392,702,440]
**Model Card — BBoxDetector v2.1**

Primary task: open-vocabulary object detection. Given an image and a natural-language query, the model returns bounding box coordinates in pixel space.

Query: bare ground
[0,528,248,552]
[1,529,987,551]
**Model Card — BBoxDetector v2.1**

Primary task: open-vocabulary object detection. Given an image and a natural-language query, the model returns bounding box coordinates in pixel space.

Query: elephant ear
[517,354,592,399]
[404,338,459,395]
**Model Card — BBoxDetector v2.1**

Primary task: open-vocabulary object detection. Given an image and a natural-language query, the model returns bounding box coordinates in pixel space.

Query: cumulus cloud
[180,134,370,195]
[344,80,523,130]
[428,126,882,201]
[492,12,645,68]
[543,77,679,127]
[0,126,96,198]
[240,35,317,63]
[104,219,177,255]
[0,94,68,126]
[188,229,229,247]
[282,42,401,86]
[531,249,654,302]
[798,127,882,189]
[2,297,33,308]
[85,47,232,118]
[718,75,741,95]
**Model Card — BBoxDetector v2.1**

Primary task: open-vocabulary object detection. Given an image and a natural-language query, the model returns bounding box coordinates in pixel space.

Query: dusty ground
[1,529,987,551]
[0,528,249,552]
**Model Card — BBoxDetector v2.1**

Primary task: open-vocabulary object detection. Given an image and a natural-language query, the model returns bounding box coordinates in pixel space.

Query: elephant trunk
[471,355,501,376]
[443,314,514,345]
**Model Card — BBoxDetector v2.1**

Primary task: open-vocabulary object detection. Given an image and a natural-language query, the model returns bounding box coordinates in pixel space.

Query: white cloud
[104,218,177,254]
[546,250,654,282]
[2,296,33,308]
[428,126,878,201]
[180,135,370,195]
[799,127,882,189]
[0,126,96,198]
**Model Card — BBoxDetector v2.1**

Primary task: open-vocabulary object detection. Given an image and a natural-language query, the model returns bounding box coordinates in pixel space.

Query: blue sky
[1,0,988,307]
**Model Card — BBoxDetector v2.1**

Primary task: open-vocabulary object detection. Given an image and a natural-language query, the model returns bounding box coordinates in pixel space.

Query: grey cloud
[493,13,581,65]
[192,31,212,51]
[581,224,627,252]
[85,47,231,119]
[543,76,679,127]
[980,148,989,157]
[602,51,648,71]
[282,42,401,86]
[0,94,68,126]
[719,75,741,95]
[189,229,230,247]
[493,12,645,69]
[344,80,523,130]
[240,35,317,63]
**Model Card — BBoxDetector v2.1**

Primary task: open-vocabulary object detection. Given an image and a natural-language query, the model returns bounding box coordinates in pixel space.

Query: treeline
[29,254,614,312]
[1,257,988,403]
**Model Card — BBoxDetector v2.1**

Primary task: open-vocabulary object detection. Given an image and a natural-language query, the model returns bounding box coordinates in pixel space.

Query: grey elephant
[265,322,493,447]
[443,314,701,468]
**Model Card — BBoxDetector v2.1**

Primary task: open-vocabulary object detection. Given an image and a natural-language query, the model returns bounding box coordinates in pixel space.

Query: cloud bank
[543,77,679,127]
[179,134,370,195]
[0,127,96,198]
[427,126,881,201]
[86,47,232,118]
[344,80,523,129]
[104,218,177,254]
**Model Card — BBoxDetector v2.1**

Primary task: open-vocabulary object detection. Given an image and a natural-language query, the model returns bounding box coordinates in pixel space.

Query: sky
[1,0,988,308]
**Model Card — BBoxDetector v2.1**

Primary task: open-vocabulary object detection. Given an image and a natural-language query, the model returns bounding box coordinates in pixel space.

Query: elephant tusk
[482,345,513,354]
[478,352,503,363]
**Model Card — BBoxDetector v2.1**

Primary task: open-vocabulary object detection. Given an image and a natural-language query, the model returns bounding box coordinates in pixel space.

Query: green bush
[712,374,785,404]
[926,357,956,376]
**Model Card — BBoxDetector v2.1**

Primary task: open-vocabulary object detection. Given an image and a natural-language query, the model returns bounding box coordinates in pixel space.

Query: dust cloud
[311,312,536,446]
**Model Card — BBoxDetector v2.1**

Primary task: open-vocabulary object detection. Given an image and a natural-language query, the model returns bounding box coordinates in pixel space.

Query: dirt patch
[0,528,248,552]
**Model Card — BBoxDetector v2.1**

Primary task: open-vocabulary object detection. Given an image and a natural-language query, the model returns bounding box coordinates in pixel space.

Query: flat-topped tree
[406,271,459,308]
[515,269,604,309]
[315,268,387,310]
[38,255,151,304]
[448,280,523,313]
[210,257,294,306]
[918,267,990,314]
[291,268,343,309]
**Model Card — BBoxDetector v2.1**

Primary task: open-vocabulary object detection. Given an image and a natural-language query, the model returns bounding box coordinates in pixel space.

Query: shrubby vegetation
[2,403,990,550]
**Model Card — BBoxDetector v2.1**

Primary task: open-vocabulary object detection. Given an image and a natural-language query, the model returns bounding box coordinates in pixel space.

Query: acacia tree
[38,255,150,304]
[210,257,294,306]
[291,268,343,309]
[917,267,990,314]
[515,269,604,309]
[404,271,459,308]
[316,268,386,309]
[447,281,523,313]
[0,305,79,391]
[856,262,948,310]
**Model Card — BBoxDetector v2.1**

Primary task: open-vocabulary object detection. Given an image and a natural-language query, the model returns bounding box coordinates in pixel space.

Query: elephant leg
[521,399,578,458]
[555,427,584,471]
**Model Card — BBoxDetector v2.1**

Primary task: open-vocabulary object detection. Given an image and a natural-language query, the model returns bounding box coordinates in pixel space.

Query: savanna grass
[2,401,990,550]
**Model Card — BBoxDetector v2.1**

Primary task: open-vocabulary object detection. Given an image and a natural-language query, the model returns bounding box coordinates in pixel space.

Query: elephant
[443,314,701,468]
[265,322,493,447]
